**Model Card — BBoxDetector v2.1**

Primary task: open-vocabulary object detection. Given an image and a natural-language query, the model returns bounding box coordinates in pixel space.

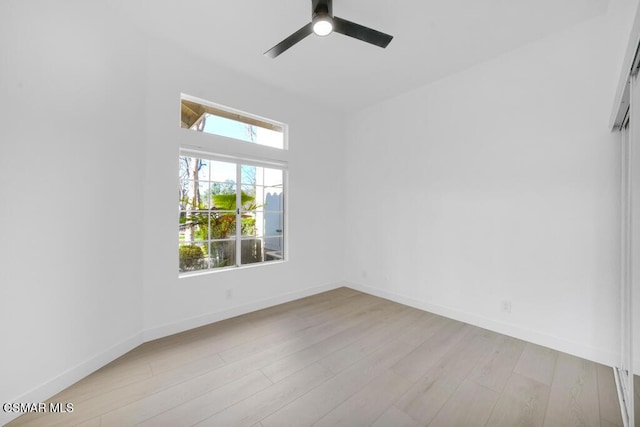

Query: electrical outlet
[226,289,232,300]
[501,300,512,313]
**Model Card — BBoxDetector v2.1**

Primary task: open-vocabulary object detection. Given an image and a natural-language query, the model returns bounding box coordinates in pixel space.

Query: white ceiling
[119,0,609,112]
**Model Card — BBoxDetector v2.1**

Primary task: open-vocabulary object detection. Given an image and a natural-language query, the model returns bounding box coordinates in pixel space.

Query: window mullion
[236,162,242,267]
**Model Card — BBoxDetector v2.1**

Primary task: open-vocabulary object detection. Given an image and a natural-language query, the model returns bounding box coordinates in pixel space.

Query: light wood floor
[7,288,623,427]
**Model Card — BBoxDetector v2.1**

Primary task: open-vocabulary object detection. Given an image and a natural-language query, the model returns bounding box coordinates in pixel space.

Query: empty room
[3,0,640,426]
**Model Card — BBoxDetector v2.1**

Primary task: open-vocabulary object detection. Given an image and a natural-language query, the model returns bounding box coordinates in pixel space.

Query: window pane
[211,186,237,210]
[179,156,209,181]
[181,99,285,150]
[241,238,264,265]
[241,165,257,185]
[263,188,283,211]
[179,181,209,210]
[179,243,208,272]
[251,166,283,187]
[264,235,283,250]
[209,182,236,205]
[241,211,264,237]
[202,115,283,149]
[264,211,284,238]
[240,184,257,208]
[210,212,236,239]
[210,160,237,184]
[264,237,283,261]
[179,211,210,242]
[179,213,186,243]
[210,240,236,268]
[263,168,283,187]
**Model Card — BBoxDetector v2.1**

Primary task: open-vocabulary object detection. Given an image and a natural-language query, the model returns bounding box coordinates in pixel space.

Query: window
[178,96,287,274]
[181,98,285,149]
[178,156,285,273]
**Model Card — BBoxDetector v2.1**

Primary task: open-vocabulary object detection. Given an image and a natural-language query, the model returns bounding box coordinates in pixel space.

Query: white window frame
[178,94,289,277]
[181,93,289,151]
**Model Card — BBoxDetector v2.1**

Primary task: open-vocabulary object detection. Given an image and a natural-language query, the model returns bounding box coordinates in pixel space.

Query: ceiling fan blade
[333,16,393,48]
[264,23,314,58]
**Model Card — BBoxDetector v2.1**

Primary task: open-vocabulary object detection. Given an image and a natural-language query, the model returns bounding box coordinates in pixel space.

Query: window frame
[180,93,289,151]
[178,95,289,277]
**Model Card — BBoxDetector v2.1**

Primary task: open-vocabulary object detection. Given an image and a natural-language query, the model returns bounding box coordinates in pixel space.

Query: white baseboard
[1,332,143,426]
[345,281,619,369]
[143,281,344,342]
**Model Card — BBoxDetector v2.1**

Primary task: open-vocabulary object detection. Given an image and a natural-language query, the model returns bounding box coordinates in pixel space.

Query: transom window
[181,98,285,149]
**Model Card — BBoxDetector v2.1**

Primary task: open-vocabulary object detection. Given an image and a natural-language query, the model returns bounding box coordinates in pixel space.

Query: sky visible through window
[202,114,283,149]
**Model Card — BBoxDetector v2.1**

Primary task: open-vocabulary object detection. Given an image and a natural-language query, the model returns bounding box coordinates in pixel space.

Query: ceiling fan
[264,0,393,58]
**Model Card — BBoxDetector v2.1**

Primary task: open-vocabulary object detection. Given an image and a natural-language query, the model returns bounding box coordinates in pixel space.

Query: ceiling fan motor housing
[312,0,332,19]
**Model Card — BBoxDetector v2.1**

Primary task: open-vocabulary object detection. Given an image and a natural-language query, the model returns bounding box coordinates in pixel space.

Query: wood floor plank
[268,287,360,312]
[371,406,422,427]
[396,329,497,425]
[485,372,550,427]
[218,296,388,364]
[143,306,303,356]
[297,293,385,325]
[286,291,371,321]
[595,364,624,427]
[216,321,317,364]
[134,371,272,427]
[148,313,313,374]
[162,291,355,348]
[428,379,500,427]
[395,313,450,346]
[514,343,559,386]
[391,320,469,382]
[217,288,354,328]
[467,333,527,392]
[193,363,334,427]
[261,319,379,383]
[72,417,101,427]
[50,356,153,405]
[543,353,600,427]
[261,302,406,383]
[318,308,424,375]
[217,288,360,330]
[8,353,226,427]
[261,338,420,427]
[313,370,413,427]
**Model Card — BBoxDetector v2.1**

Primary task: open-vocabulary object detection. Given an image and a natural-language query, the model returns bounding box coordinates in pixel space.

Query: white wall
[343,5,636,367]
[140,39,346,338]
[0,1,147,423]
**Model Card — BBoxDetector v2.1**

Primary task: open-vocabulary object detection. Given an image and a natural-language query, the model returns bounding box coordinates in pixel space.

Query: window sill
[178,259,288,279]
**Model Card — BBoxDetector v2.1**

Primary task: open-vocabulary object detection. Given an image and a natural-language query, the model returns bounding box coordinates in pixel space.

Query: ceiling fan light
[312,15,333,36]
